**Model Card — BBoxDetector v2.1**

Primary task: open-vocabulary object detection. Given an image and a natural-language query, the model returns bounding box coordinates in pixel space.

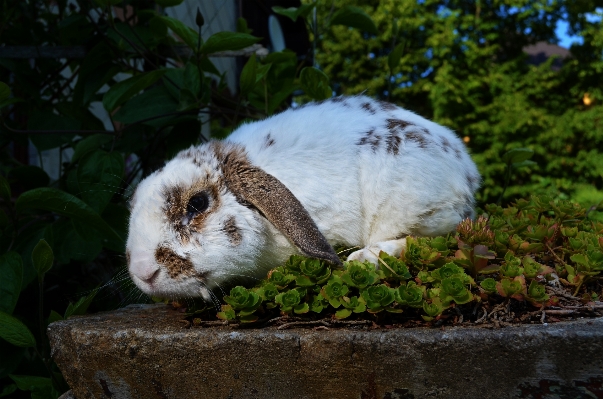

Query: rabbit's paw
[346,238,407,267]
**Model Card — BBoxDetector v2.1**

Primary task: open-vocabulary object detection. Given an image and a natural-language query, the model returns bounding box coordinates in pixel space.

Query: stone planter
[48,303,603,399]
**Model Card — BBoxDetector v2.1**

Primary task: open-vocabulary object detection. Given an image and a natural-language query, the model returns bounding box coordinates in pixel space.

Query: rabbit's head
[126,142,340,300]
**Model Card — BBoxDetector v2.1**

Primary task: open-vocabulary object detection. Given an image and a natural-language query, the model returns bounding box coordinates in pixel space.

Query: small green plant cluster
[217,195,603,324]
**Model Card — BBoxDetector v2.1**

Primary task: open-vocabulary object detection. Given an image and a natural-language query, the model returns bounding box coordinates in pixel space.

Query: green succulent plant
[210,194,602,326]
[360,284,396,313]
[341,261,379,288]
[395,281,424,307]
[479,278,498,293]
[275,288,309,314]
[320,275,350,307]
[335,296,367,319]
[440,277,474,305]
[378,252,412,280]
[500,252,524,278]
[526,280,549,304]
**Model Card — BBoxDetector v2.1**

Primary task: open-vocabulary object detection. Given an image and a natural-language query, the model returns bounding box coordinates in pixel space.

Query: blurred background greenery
[0,0,601,397]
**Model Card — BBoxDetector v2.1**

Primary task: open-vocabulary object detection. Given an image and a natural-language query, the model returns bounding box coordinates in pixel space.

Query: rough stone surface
[48,304,603,399]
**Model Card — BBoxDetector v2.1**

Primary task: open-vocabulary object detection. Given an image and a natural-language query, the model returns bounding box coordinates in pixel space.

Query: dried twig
[277,320,331,330]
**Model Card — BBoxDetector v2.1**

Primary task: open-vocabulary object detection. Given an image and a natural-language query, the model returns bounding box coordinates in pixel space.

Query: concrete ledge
[48,304,603,399]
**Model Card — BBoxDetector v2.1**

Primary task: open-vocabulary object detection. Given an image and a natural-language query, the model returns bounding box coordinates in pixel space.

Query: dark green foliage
[312,0,603,206]
[217,195,602,324]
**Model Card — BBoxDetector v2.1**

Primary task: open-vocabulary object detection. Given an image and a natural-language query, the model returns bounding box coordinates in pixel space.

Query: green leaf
[64,289,97,319]
[154,0,184,7]
[388,42,404,73]
[16,188,122,242]
[272,4,315,22]
[0,82,9,101]
[0,252,23,315]
[47,310,63,325]
[511,160,537,169]
[76,150,124,213]
[501,148,534,164]
[335,308,352,319]
[112,85,180,126]
[0,311,36,347]
[299,67,331,100]
[0,384,17,398]
[202,32,261,55]
[8,375,51,392]
[8,166,49,191]
[155,16,199,49]
[329,6,378,35]
[240,53,258,96]
[0,175,10,202]
[102,70,166,112]
[31,239,53,279]
[71,134,113,163]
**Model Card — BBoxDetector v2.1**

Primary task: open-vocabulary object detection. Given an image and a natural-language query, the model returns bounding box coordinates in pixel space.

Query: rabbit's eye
[186,192,209,216]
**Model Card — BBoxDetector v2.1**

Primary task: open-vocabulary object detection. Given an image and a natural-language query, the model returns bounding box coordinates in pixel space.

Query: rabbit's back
[226,95,479,246]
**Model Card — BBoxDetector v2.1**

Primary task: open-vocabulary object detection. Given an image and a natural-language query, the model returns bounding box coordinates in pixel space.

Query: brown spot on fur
[361,102,376,114]
[126,250,131,266]
[356,129,381,152]
[441,136,451,153]
[466,173,477,188]
[404,131,428,149]
[263,133,275,148]
[378,100,398,111]
[155,246,196,279]
[385,132,402,155]
[212,142,341,265]
[386,119,413,131]
[454,147,463,159]
[223,216,242,245]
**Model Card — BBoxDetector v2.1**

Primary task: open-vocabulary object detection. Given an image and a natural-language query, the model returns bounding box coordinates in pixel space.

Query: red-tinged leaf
[474,245,496,259]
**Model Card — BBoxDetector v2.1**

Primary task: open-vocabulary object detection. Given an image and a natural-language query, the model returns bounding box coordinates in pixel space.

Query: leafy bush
[214,195,603,324]
[312,0,603,206]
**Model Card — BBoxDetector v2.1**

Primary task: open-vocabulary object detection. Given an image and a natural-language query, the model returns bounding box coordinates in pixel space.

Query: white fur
[126,95,480,299]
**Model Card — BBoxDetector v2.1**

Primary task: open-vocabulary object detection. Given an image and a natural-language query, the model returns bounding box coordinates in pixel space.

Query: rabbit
[126,95,480,301]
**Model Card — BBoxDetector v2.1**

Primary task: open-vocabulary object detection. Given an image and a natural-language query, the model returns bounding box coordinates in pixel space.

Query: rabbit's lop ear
[218,144,342,266]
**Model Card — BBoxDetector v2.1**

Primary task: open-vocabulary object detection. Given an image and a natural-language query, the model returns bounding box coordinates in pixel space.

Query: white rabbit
[126,95,480,300]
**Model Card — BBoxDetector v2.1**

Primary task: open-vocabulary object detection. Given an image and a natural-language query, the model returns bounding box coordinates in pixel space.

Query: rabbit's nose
[129,255,161,285]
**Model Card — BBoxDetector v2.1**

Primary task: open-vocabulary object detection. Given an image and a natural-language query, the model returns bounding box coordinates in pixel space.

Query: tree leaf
[76,150,124,213]
[511,160,538,169]
[31,239,53,279]
[8,375,51,391]
[329,6,378,35]
[71,134,114,163]
[112,85,180,126]
[502,148,534,164]
[155,16,198,49]
[0,175,10,201]
[15,188,122,242]
[0,82,10,101]
[272,4,315,22]
[388,42,405,73]
[8,166,49,192]
[0,252,23,315]
[102,70,166,112]
[202,32,260,55]
[0,312,36,348]
[240,53,257,96]
[300,67,331,100]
